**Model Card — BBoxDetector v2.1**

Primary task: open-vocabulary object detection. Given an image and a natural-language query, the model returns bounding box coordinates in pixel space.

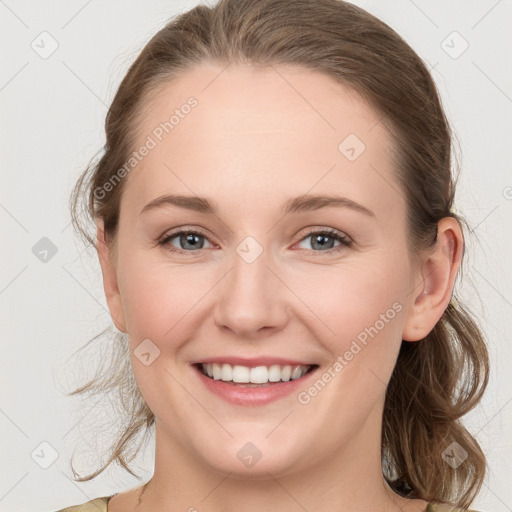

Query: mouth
[194,362,318,387]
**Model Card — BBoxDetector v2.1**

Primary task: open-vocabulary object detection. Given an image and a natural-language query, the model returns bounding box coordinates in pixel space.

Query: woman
[56,0,490,510]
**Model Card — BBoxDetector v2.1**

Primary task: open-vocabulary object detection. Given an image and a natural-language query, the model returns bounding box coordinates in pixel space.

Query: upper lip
[191,356,316,368]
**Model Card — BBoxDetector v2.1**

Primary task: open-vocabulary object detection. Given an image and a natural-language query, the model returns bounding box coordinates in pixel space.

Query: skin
[97,63,463,512]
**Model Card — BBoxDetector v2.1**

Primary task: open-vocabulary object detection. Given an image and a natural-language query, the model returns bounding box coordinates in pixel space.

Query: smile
[198,362,315,385]
[193,362,319,406]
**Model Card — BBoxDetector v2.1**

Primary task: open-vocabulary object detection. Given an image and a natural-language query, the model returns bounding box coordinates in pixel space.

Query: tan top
[53,496,483,511]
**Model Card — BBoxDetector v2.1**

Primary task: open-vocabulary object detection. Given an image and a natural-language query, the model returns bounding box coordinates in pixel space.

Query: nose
[213,241,290,340]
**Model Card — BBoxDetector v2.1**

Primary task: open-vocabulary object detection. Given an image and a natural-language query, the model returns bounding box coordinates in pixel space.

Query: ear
[96,220,127,333]
[402,217,464,342]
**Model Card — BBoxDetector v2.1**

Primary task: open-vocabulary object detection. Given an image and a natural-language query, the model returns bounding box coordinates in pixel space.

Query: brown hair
[68,0,489,508]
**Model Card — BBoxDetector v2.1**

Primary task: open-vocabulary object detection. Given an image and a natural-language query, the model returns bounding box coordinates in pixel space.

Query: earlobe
[96,220,127,333]
[402,217,463,342]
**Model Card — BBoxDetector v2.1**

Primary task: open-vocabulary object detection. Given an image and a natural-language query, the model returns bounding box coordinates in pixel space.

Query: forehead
[123,63,403,225]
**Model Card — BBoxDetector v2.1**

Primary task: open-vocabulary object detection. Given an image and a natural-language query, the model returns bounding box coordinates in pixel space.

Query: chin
[196,435,310,479]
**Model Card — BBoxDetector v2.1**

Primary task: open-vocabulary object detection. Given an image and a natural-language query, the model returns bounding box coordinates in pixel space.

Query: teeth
[268,364,281,382]
[212,363,222,380]
[221,363,232,381]
[291,366,303,380]
[201,363,311,384]
[232,365,250,383]
[281,365,292,382]
[250,366,268,384]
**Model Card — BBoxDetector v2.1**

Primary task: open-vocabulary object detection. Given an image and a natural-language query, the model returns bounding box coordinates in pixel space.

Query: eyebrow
[139,193,375,217]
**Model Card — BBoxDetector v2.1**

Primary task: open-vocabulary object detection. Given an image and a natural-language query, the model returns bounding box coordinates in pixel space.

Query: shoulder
[52,496,112,512]
[427,503,482,512]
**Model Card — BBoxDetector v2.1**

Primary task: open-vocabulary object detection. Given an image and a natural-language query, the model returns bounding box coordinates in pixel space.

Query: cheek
[288,260,408,417]
[117,252,216,342]
[290,255,408,348]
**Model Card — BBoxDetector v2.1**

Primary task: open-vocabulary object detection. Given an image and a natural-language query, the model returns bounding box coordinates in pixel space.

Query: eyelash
[158,227,352,256]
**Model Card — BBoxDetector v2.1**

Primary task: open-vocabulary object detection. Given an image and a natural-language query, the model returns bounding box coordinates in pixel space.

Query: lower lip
[193,365,318,406]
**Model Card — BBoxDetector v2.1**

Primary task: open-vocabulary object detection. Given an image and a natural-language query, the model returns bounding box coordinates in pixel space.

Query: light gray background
[1,1,511,511]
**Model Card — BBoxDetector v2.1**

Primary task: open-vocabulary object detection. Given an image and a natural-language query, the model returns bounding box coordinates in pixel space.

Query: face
[99,63,432,477]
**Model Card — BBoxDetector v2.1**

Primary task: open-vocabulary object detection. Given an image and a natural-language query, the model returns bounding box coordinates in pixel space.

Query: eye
[158,227,352,255]
[158,227,213,254]
[295,228,352,254]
